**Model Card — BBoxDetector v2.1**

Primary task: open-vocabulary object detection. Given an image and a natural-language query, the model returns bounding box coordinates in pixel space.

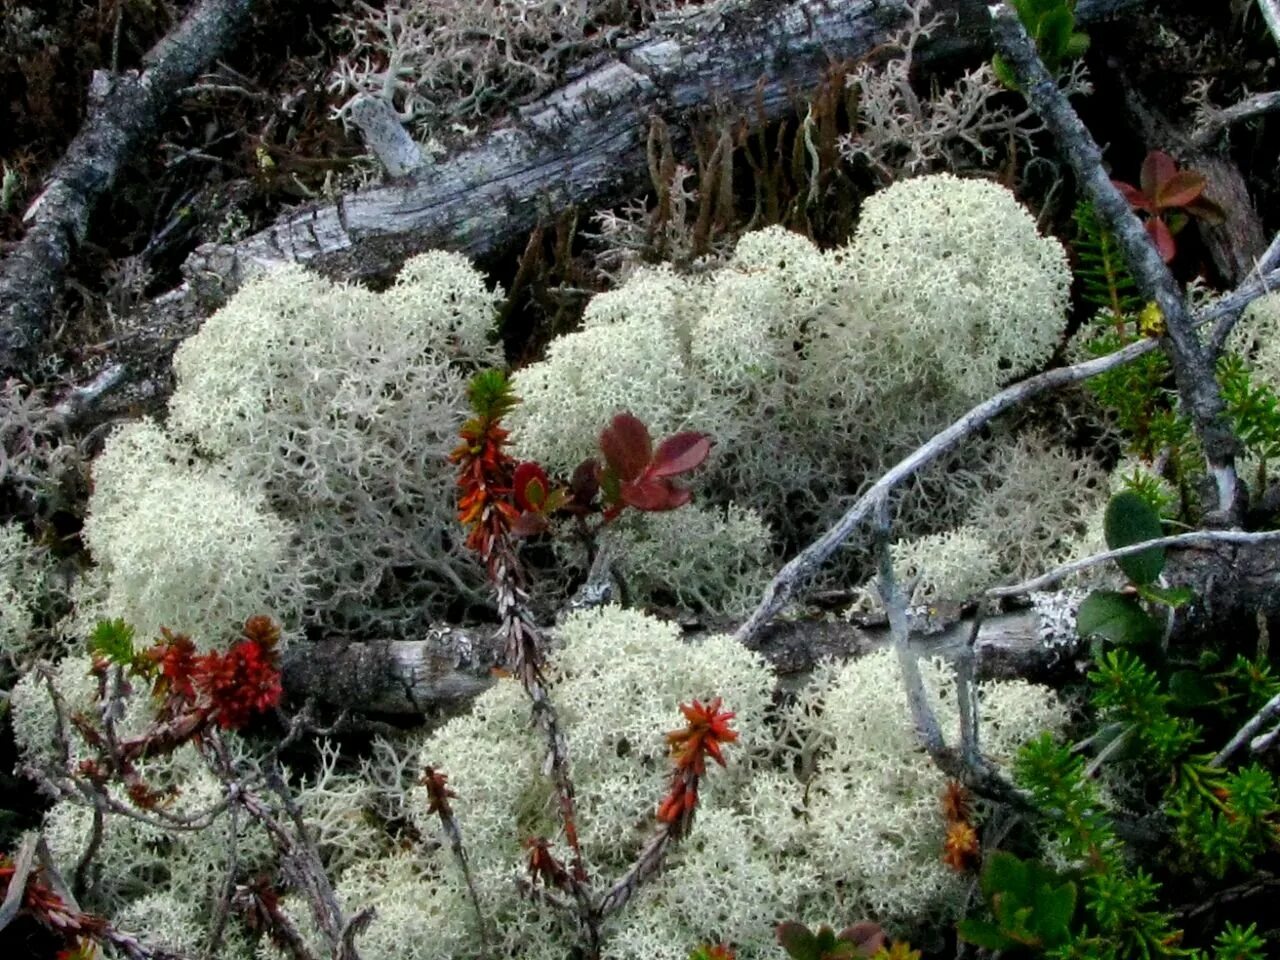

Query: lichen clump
[248,607,1069,960]
[329,1,726,137]
[82,252,501,639]
[0,521,47,664]
[509,173,1073,558]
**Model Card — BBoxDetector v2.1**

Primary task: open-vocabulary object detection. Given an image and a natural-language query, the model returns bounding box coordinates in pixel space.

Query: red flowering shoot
[128,616,282,732]
[657,697,738,835]
[525,836,573,892]
[194,615,284,729]
[451,369,522,567]
[421,766,458,818]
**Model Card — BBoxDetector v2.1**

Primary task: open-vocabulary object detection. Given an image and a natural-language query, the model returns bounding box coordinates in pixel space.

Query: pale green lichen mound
[0,521,48,665]
[87,252,501,637]
[508,175,1073,553]
[256,607,1071,960]
[792,647,1070,931]
[965,430,1109,579]
[329,0,724,137]
[889,525,999,605]
[79,420,303,644]
[843,173,1071,401]
[592,503,773,616]
[507,265,704,477]
[1226,290,1280,388]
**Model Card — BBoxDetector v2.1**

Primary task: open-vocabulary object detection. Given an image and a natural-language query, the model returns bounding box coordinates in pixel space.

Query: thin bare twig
[989,1,1242,520]
[1190,89,1280,147]
[1213,690,1280,767]
[733,338,1153,647]
[203,800,240,960]
[988,530,1280,599]
[596,826,675,918]
[1251,720,1280,753]
[732,253,1279,648]
[0,0,257,375]
[873,497,946,756]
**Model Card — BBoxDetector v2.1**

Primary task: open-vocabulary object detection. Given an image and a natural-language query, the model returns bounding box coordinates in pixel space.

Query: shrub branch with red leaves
[447,370,734,955]
[0,834,189,960]
[1111,150,1225,264]
[20,616,370,960]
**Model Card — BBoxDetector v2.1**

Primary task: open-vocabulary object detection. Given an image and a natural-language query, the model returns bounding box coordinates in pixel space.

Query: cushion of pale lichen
[249,607,1070,960]
[509,174,1072,557]
[82,251,500,640]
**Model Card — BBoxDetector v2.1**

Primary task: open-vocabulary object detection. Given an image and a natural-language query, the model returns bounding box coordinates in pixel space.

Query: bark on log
[0,0,256,378]
[280,536,1280,717]
[279,606,1050,718]
[182,0,1144,299]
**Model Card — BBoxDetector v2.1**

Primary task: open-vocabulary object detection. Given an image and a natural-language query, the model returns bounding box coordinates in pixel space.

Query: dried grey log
[182,0,1145,297]
[280,533,1280,717]
[0,0,256,377]
[85,0,1143,423]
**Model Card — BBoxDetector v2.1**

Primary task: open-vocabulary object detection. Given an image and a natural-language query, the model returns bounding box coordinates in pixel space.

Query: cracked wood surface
[0,0,256,377]
[182,0,1143,298]
[279,534,1280,717]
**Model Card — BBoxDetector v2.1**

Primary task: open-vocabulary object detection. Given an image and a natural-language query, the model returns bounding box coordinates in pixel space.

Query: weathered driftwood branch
[990,2,1242,521]
[727,265,1278,648]
[1190,90,1280,150]
[181,0,1143,296]
[279,532,1280,717]
[69,0,1145,423]
[0,0,256,378]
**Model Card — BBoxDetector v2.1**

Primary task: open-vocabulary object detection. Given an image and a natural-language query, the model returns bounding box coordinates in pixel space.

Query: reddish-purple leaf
[1154,170,1206,210]
[510,511,551,538]
[1112,179,1154,214]
[569,458,600,507]
[650,432,713,478]
[1146,217,1176,263]
[776,922,818,958]
[838,922,888,957]
[621,477,691,512]
[513,461,550,512]
[1140,150,1177,199]
[599,413,652,482]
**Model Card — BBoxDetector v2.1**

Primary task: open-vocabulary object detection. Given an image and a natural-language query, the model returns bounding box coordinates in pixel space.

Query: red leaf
[840,922,888,957]
[620,476,691,512]
[650,432,713,478]
[1146,217,1176,263]
[1140,150,1177,198]
[512,461,550,512]
[599,413,652,482]
[569,458,600,504]
[1112,179,1153,213]
[510,511,550,538]
[1154,170,1206,210]
[776,922,818,956]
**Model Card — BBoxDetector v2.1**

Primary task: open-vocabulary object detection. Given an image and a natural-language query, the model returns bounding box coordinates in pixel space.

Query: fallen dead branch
[0,0,257,377]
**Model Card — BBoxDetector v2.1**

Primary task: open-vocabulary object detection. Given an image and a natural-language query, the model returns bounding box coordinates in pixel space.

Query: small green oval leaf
[1104,491,1165,584]
[1077,590,1160,645]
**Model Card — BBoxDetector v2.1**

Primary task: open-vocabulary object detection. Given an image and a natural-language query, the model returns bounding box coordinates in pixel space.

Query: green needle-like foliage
[1073,201,1144,319]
